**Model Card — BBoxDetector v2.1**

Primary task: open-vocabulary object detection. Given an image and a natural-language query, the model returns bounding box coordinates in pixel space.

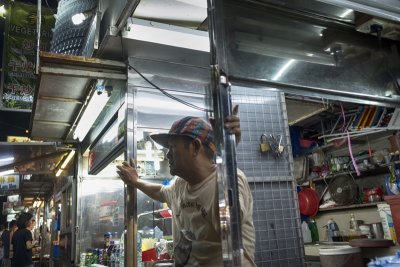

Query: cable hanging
[127,63,212,113]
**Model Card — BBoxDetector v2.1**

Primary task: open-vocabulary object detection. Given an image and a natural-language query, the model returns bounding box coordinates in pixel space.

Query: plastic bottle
[309,219,319,242]
[108,240,115,267]
[302,221,312,243]
[326,218,339,242]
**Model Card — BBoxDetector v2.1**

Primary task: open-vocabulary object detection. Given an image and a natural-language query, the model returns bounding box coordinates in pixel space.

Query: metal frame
[208,0,243,265]
[125,84,137,267]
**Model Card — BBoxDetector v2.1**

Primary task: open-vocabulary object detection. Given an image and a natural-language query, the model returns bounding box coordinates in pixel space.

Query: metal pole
[36,0,41,75]
[125,83,137,267]
[207,0,242,265]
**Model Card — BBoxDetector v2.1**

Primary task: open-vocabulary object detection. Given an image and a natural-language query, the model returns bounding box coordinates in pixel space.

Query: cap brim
[150,133,173,148]
[151,133,195,148]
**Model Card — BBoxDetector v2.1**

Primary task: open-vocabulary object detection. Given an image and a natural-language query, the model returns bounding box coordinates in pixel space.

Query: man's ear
[192,138,202,156]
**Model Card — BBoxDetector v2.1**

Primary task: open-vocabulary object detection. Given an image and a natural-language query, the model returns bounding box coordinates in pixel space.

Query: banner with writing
[1,2,54,110]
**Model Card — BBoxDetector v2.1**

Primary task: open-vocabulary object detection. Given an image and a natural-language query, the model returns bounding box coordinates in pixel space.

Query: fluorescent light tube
[0,169,14,176]
[125,18,210,52]
[55,168,63,177]
[0,157,14,162]
[73,92,109,141]
[61,150,76,169]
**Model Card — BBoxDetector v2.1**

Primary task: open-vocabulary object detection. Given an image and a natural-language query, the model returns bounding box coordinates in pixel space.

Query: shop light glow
[71,8,96,25]
[72,13,86,25]
[55,168,63,177]
[0,5,6,18]
[56,150,76,177]
[73,92,109,141]
[0,169,14,176]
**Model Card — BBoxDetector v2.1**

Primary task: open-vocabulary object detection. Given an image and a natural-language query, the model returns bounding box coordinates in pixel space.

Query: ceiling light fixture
[73,88,109,141]
[72,13,86,25]
[56,150,76,177]
[71,8,96,25]
[124,18,210,52]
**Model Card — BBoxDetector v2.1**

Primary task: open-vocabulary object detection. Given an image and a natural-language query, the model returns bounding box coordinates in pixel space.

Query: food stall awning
[30,52,127,142]
[0,142,72,198]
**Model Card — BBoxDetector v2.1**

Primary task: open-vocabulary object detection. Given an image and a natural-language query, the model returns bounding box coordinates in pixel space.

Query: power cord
[127,63,212,112]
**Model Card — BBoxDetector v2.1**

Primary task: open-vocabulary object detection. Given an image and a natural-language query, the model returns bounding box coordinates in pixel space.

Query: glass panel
[135,128,174,266]
[77,178,125,266]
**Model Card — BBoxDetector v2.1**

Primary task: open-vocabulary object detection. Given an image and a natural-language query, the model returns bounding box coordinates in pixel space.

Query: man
[117,110,256,266]
[0,220,17,267]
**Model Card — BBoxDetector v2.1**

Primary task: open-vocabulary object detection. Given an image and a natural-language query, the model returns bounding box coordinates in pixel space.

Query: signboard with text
[0,175,20,191]
[1,2,55,110]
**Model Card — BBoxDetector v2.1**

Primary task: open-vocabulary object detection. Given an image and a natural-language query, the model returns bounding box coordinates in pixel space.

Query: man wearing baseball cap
[117,107,256,266]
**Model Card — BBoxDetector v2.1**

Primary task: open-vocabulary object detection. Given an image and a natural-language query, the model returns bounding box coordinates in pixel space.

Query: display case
[77,177,125,266]
[135,129,174,266]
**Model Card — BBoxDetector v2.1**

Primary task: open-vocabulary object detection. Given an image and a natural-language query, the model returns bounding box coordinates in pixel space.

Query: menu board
[1,2,55,110]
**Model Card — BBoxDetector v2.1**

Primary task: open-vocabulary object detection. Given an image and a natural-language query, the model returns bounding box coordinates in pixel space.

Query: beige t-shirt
[161,168,256,267]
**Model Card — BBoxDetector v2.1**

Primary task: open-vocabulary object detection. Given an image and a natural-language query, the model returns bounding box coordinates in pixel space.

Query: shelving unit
[319,201,385,212]
[309,163,393,183]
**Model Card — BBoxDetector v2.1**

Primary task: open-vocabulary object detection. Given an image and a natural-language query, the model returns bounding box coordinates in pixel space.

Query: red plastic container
[142,247,157,262]
[384,195,400,244]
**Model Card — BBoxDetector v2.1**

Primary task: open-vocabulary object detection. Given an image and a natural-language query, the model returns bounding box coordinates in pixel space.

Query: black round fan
[328,175,358,205]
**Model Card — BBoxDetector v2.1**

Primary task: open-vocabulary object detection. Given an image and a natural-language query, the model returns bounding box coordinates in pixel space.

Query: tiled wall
[232,85,304,266]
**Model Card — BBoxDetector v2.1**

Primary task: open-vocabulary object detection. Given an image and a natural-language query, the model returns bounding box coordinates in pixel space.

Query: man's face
[166,136,191,176]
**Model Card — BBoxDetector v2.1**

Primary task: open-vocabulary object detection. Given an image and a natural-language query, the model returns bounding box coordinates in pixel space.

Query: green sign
[2,1,55,110]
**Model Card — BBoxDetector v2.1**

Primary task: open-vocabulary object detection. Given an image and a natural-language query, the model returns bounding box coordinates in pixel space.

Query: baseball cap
[151,116,215,152]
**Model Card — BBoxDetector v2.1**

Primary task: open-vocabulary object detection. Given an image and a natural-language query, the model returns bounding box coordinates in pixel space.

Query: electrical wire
[118,32,211,113]
[127,63,212,112]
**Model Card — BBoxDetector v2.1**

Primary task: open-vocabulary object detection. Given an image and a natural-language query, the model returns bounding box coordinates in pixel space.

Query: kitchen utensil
[298,188,319,216]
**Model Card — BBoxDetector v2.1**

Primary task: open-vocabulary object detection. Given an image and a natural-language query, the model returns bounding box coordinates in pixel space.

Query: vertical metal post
[36,0,41,74]
[125,83,137,267]
[207,0,242,266]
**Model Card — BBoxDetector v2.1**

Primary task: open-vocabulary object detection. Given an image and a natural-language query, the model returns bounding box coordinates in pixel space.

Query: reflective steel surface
[222,1,400,106]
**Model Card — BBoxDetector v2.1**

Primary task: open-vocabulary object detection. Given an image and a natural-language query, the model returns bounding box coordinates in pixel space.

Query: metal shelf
[311,163,393,183]
[318,201,385,212]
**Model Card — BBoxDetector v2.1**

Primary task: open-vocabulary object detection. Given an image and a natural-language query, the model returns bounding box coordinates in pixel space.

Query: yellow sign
[7,136,31,142]
[0,175,19,190]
